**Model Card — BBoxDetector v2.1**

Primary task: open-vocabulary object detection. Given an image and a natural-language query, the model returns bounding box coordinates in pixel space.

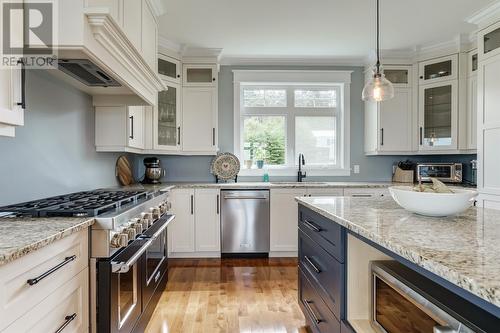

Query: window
[234,70,351,176]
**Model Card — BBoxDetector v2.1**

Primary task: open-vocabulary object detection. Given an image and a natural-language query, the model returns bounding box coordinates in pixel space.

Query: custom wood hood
[47,0,165,106]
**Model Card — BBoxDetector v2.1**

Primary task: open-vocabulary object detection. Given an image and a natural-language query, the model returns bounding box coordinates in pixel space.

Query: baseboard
[269,251,298,258]
[168,251,221,258]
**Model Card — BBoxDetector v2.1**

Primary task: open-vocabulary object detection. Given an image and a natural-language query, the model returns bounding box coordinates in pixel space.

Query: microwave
[371,261,479,333]
[416,163,462,183]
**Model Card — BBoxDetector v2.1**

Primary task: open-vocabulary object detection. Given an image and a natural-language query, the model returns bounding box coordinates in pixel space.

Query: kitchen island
[296,196,500,333]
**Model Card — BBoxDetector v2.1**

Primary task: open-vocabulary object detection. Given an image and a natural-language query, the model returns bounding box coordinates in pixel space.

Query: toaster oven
[416,163,462,183]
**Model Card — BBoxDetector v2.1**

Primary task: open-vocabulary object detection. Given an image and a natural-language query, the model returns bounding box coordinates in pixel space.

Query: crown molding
[466,0,500,29]
[219,55,364,67]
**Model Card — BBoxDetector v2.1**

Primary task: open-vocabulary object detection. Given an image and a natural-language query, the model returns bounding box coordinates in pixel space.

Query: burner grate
[0,190,152,217]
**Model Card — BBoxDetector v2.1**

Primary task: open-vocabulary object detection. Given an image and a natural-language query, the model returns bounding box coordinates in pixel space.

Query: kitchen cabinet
[182,87,218,153]
[169,189,196,253]
[306,188,344,196]
[270,189,307,254]
[154,81,181,151]
[365,70,413,155]
[418,80,458,151]
[0,230,88,332]
[169,189,221,257]
[343,188,390,198]
[466,50,478,150]
[0,62,24,137]
[158,54,182,84]
[95,105,145,151]
[194,189,220,252]
[479,21,500,61]
[141,1,158,72]
[122,0,142,51]
[183,64,218,87]
[418,54,458,85]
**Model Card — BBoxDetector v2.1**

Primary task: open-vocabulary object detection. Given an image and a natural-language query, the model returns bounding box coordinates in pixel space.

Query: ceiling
[158,0,496,62]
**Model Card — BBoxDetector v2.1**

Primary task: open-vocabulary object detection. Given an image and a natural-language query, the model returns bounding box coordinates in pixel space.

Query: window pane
[243,89,286,107]
[243,116,286,165]
[295,116,336,165]
[295,89,336,108]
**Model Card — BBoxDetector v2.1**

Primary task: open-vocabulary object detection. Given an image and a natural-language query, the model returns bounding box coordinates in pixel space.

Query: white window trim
[233,70,352,177]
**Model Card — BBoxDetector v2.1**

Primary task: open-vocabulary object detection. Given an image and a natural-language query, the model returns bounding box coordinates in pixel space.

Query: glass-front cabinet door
[479,22,500,60]
[183,64,218,87]
[383,66,411,87]
[154,81,181,151]
[419,81,458,150]
[418,54,458,84]
[158,54,181,84]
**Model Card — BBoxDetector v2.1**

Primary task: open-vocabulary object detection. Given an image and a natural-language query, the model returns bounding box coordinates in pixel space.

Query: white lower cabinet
[169,188,220,257]
[343,188,390,198]
[270,189,307,255]
[0,229,89,332]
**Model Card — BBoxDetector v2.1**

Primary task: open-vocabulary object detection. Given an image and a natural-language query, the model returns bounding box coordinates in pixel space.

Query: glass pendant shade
[362,71,395,102]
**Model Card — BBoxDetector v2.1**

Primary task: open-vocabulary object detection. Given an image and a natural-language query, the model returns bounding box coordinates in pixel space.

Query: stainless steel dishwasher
[221,190,270,256]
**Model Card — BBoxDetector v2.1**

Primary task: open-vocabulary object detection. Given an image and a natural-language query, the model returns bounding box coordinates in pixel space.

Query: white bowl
[389,186,478,217]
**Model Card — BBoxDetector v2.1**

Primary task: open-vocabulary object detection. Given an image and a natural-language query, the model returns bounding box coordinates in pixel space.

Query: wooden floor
[145,258,307,333]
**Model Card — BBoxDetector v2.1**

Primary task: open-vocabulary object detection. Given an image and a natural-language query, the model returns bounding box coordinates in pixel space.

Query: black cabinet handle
[380,128,384,146]
[190,195,194,215]
[304,300,322,324]
[177,74,181,78]
[16,59,26,109]
[304,255,321,273]
[129,116,134,139]
[177,126,181,145]
[303,219,321,232]
[54,313,77,333]
[419,127,423,145]
[212,77,216,82]
[27,255,77,286]
[216,194,219,214]
[212,128,216,146]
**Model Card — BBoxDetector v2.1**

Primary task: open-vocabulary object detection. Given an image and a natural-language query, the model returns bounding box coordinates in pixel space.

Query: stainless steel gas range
[0,189,175,333]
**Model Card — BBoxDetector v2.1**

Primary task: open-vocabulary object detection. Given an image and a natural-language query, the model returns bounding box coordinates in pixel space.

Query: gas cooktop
[0,190,154,217]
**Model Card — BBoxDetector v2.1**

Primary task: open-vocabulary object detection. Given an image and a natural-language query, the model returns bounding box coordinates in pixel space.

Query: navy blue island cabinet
[298,204,354,333]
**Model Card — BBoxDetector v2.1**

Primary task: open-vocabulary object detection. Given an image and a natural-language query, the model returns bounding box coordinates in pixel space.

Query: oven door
[98,238,152,333]
[141,214,174,308]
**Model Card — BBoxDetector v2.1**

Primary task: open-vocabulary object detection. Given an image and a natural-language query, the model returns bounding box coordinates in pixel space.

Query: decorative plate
[210,153,240,180]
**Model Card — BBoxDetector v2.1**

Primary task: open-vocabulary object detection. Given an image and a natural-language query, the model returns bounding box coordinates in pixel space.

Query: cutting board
[116,155,134,186]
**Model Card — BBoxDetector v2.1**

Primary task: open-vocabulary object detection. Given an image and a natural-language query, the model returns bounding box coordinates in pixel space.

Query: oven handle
[111,239,153,273]
[142,214,174,241]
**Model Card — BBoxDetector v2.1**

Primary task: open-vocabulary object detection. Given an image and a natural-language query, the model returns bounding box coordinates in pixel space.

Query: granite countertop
[0,217,94,266]
[296,196,500,308]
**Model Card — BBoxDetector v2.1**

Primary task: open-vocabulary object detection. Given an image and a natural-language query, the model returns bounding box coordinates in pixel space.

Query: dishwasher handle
[223,195,268,200]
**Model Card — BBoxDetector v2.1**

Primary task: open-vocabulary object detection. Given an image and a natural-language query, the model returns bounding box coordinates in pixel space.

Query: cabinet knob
[177,74,181,78]
[420,75,423,79]
[212,78,216,81]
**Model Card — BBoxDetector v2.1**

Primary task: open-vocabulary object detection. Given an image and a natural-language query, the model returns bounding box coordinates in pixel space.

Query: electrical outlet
[354,165,360,174]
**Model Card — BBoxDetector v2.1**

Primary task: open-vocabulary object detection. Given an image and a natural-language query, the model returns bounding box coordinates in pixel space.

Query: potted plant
[254,147,266,169]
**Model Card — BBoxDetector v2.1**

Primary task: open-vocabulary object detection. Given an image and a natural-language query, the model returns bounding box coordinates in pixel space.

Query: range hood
[44,0,165,106]
[57,59,121,87]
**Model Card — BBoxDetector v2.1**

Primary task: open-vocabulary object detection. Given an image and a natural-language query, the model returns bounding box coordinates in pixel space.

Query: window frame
[233,70,352,177]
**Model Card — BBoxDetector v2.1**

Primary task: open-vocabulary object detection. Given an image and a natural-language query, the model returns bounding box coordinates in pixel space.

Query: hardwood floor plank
[145,258,307,333]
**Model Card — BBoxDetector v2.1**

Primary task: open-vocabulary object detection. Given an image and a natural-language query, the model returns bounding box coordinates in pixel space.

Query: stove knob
[132,222,143,234]
[166,201,172,211]
[150,207,161,220]
[140,217,150,229]
[124,227,136,240]
[111,232,129,248]
[160,203,167,214]
[118,233,129,247]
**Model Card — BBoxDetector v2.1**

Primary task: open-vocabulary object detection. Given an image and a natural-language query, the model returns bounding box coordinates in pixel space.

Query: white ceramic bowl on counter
[389,186,478,217]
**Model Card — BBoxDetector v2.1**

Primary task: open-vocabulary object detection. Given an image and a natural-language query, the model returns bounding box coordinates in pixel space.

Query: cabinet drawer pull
[380,128,384,146]
[216,194,220,214]
[129,115,134,139]
[304,256,321,273]
[190,195,194,215]
[304,300,322,324]
[303,219,321,232]
[419,127,423,145]
[54,313,77,333]
[27,255,77,286]
[351,194,373,198]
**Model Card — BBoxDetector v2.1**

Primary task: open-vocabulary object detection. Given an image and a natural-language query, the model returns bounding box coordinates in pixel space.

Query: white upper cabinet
[122,0,142,51]
[154,81,181,151]
[0,63,24,137]
[479,21,500,61]
[365,65,413,154]
[141,1,158,72]
[95,105,145,151]
[183,64,218,87]
[418,54,458,85]
[128,106,145,149]
[466,50,478,150]
[158,55,182,84]
[418,80,458,151]
[182,87,218,153]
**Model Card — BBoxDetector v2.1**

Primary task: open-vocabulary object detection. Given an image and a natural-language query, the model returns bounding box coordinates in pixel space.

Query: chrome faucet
[297,153,306,182]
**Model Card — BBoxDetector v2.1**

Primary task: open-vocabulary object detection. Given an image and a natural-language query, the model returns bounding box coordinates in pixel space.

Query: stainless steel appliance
[417,163,463,183]
[0,189,174,333]
[221,190,270,256]
[142,157,163,184]
[371,261,488,333]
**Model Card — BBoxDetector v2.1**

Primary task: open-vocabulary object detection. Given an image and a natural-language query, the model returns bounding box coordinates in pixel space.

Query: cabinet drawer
[343,188,389,198]
[0,230,88,330]
[299,230,343,320]
[3,268,89,333]
[299,267,340,333]
[299,206,344,262]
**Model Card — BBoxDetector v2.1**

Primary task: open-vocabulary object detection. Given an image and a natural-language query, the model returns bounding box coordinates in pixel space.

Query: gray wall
[134,65,476,183]
[0,70,120,206]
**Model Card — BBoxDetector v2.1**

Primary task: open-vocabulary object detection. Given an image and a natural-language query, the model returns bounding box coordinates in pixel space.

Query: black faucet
[297,153,306,182]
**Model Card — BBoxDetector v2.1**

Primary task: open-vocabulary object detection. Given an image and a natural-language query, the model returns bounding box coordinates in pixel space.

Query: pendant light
[362,0,394,102]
